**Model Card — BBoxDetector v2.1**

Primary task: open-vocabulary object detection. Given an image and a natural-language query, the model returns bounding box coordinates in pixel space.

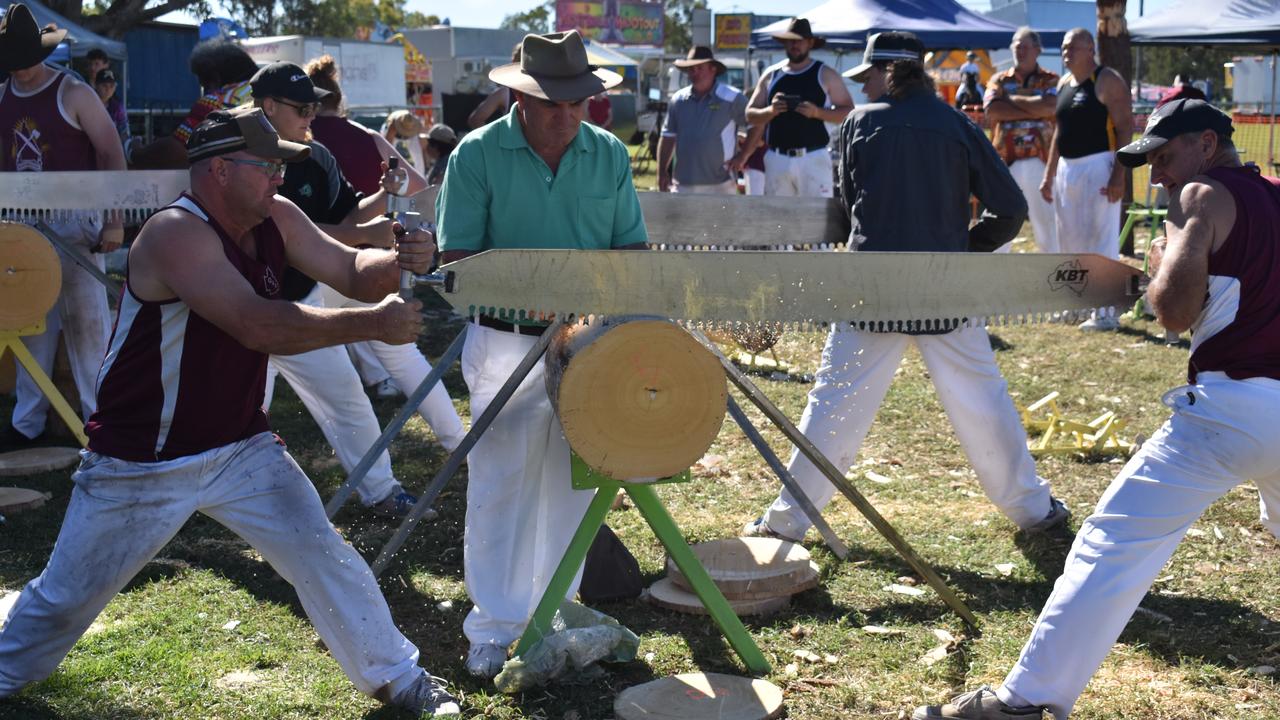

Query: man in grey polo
[657,46,747,194]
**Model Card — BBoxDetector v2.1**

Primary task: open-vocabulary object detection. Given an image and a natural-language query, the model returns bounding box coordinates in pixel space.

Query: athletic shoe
[465,641,506,679]
[371,378,401,399]
[1078,314,1120,332]
[392,672,461,716]
[913,685,1044,719]
[741,517,798,542]
[1023,497,1070,533]
[368,490,436,520]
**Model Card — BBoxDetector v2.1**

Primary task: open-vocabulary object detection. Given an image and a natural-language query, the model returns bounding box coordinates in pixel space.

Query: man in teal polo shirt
[436,29,647,680]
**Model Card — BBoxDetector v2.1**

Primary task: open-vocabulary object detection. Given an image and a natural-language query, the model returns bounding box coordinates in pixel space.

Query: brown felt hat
[0,3,67,72]
[771,17,826,49]
[674,46,726,75]
[187,106,310,164]
[489,30,622,103]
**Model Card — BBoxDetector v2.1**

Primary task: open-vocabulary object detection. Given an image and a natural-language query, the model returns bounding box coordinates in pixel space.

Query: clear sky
[402,0,1182,31]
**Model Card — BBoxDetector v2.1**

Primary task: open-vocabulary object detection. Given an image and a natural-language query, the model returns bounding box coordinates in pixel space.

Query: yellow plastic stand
[0,321,88,448]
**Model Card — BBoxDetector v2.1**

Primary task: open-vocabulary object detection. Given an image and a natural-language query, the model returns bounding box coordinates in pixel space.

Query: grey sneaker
[741,517,797,541]
[465,641,506,679]
[372,378,401,399]
[1024,497,1070,533]
[1078,314,1120,332]
[393,673,461,716]
[913,686,1043,719]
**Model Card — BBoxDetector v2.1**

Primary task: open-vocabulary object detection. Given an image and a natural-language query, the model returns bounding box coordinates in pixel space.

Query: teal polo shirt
[436,106,648,253]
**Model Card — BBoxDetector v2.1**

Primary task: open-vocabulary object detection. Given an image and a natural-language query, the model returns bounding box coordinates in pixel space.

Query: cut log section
[615,672,785,720]
[645,577,789,617]
[0,487,52,514]
[546,318,726,481]
[0,447,81,477]
[667,537,818,599]
[0,222,61,331]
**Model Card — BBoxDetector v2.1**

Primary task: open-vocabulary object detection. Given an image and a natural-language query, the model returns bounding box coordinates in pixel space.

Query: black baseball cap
[249,61,332,103]
[844,31,925,81]
[187,106,310,164]
[1117,99,1234,168]
[94,68,115,84]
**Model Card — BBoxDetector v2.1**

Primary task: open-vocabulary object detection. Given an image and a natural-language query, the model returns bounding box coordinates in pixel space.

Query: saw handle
[385,158,415,300]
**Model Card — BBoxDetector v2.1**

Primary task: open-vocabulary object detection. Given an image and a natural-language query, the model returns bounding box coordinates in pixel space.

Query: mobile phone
[780,93,802,112]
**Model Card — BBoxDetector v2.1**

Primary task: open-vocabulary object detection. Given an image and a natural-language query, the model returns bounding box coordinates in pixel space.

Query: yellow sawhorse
[1,322,88,448]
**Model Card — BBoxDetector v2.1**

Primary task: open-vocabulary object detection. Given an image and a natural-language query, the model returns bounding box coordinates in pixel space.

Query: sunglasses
[222,157,286,178]
[273,98,320,118]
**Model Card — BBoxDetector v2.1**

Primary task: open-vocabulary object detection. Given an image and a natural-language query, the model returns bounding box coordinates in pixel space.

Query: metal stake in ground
[725,395,850,560]
[710,339,979,630]
[324,325,469,518]
[370,318,566,577]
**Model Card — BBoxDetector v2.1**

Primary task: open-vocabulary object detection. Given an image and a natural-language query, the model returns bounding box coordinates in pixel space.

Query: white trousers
[460,323,593,647]
[762,326,1052,539]
[265,285,399,505]
[12,219,110,438]
[1053,151,1120,258]
[0,432,425,701]
[763,148,834,198]
[1000,373,1280,719]
[1009,157,1058,253]
[348,341,392,387]
[317,284,466,451]
[744,168,766,196]
[673,179,737,195]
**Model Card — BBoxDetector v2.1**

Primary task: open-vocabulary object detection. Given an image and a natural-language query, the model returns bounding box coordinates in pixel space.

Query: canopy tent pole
[1270,50,1277,170]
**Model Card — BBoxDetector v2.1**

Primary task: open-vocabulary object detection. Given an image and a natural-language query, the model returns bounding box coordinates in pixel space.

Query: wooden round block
[0,487,52,514]
[615,673,785,720]
[546,318,727,480]
[0,447,81,477]
[667,537,818,599]
[0,222,61,331]
[646,577,789,617]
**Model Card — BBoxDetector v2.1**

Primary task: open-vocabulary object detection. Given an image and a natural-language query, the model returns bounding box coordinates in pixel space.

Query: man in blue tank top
[915,100,1280,720]
[741,17,853,198]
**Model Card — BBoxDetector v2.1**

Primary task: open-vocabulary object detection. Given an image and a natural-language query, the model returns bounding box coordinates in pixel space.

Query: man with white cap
[435,29,648,679]
[657,45,747,194]
[743,31,1067,547]
[915,98,1280,720]
[743,17,853,197]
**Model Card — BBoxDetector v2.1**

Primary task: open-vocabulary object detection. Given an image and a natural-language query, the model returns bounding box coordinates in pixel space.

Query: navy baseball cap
[1117,99,1233,168]
[250,61,332,103]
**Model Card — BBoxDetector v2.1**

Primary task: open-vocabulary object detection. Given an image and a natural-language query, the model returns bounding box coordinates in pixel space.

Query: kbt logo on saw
[1048,259,1089,296]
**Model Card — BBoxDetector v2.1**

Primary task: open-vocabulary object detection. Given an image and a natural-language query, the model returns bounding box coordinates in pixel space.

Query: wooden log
[645,577,789,617]
[0,222,61,331]
[0,487,53,514]
[666,537,819,600]
[615,673,785,720]
[545,318,726,481]
[0,447,80,476]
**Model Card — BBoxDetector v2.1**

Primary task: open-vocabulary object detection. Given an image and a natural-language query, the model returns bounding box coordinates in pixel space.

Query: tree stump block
[0,222,61,332]
[645,577,789,617]
[546,318,726,481]
[0,447,81,477]
[666,537,819,600]
[615,673,785,720]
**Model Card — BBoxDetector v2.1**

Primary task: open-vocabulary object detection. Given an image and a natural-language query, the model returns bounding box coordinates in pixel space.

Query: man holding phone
[741,18,853,197]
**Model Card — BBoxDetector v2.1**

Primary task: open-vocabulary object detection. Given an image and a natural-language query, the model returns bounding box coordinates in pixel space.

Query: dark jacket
[837,86,1027,255]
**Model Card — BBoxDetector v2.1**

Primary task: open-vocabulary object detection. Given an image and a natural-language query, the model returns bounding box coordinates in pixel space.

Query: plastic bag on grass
[493,600,639,693]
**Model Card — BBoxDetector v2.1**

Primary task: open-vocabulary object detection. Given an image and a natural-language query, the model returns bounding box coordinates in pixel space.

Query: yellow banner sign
[715,14,752,50]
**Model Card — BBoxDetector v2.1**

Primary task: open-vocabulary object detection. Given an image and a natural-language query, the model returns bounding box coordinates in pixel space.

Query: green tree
[501,0,553,34]
[664,0,706,54]
[58,0,211,38]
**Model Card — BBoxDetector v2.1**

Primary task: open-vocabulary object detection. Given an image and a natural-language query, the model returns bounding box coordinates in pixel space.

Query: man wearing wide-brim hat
[434,28,649,681]
[0,2,127,449]
[741,17,853,198]
[657,45,748,194]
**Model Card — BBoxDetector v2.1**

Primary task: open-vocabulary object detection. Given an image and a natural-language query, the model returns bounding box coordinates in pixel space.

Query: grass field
[3,214,1278,719]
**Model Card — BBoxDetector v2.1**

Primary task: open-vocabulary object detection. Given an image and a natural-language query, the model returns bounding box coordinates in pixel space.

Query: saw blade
[0,170,189,223]
[638,192,847,250]
[434,250,1144,331]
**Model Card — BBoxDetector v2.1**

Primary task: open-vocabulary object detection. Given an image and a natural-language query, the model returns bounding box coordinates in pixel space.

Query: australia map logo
[1048,259,1089,297]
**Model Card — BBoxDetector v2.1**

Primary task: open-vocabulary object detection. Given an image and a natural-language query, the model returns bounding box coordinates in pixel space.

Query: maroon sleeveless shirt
[0,70,95,172]
[310,115,381,195]
[86,194,288,462]
[1187,165,1280,383]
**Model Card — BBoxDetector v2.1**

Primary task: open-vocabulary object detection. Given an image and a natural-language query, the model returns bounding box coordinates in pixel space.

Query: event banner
[555,0,665,46]
[714,13,752,50]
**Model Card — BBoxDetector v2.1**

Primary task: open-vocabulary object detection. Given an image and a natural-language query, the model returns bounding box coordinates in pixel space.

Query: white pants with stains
[763,148,834,198]
[460,323,593,648]
[317,283,466,452]
[0,432,428,701]
[264,284,399,506]
[11,217,110,438]
[1053,150,1120,258]
[1009,156,1058,253]
[999,373,1280,719]
[762,325,1053,539]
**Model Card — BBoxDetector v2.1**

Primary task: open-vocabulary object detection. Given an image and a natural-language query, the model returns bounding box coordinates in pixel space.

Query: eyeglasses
[222,157,286,178]
[273,98,320,118]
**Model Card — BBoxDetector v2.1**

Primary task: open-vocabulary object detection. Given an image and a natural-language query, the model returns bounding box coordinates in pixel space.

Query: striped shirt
[85,193,287,462]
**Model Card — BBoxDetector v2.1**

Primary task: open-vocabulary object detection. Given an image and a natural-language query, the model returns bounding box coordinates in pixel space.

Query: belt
[771,145,826,158]
[475,315,550,336]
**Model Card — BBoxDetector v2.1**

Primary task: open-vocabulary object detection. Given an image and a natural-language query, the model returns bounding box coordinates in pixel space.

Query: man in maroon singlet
[914,100,1280,720]
[0,107,461,716]
[0,3,126,447]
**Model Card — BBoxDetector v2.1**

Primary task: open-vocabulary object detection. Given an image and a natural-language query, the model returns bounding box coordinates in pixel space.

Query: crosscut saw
[422,250,1144,332]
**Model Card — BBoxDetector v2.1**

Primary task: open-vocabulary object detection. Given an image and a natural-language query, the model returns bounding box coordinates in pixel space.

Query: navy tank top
[1055,67,1116,159]
[766,60,830,152]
